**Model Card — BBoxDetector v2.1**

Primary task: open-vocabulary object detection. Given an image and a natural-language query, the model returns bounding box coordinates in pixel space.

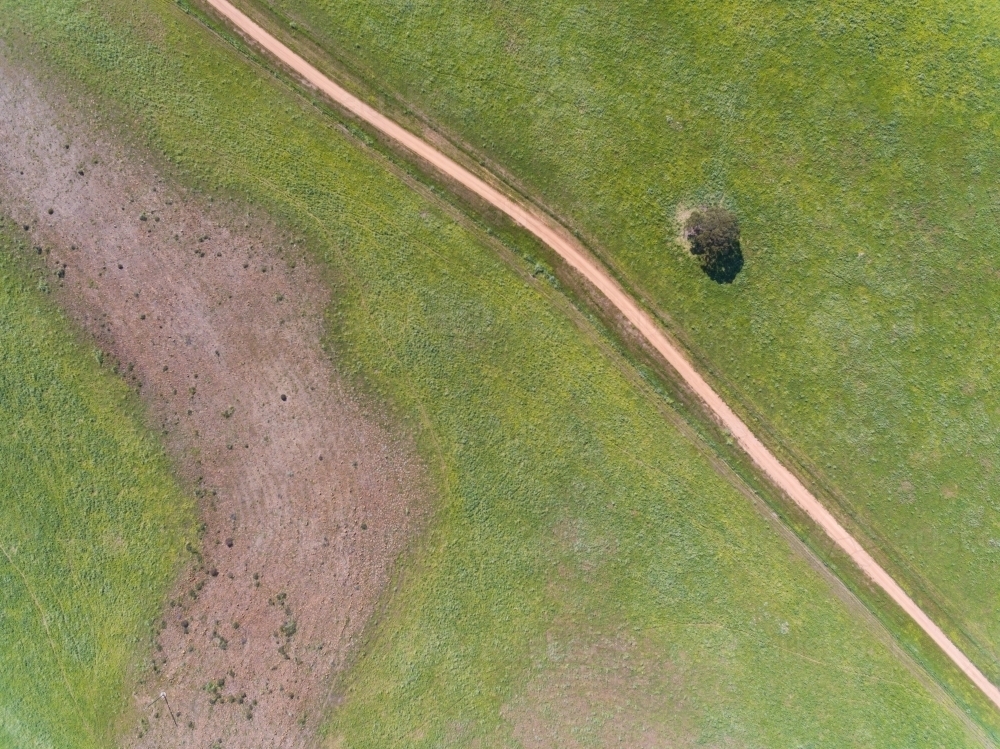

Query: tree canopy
[684,206,743,283]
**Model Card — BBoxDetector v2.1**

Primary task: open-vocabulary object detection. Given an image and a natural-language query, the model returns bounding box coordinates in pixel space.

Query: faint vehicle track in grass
[201,0,1000,711]
[0,538,93,740]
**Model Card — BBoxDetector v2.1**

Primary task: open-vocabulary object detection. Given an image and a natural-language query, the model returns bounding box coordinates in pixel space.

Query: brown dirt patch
[501,624,704,749]
[0,57,427,748]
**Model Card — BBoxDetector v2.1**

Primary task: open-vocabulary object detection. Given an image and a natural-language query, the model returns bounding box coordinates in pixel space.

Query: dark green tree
[684,206,743,283]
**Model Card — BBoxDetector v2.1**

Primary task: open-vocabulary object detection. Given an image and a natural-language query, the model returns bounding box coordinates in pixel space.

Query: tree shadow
[702,242,744,284]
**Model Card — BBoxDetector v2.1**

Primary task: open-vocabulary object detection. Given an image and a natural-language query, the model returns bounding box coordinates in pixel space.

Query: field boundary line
[199,0,1000,711]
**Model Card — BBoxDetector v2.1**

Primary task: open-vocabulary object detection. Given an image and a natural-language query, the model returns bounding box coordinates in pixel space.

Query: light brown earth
[501,621,699,749]
[203,0,1000,710]
[0,59,427,748]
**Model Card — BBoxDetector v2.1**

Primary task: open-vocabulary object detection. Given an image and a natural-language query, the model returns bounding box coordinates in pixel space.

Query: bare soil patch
[0,59,427,748]
[502,623,703,749]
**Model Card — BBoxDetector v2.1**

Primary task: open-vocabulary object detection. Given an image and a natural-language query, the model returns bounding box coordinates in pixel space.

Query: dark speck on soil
[226,538,234,548]
[280,394,287,402]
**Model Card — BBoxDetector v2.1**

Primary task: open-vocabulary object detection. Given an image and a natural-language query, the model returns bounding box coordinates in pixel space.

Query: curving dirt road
[203,0,1000,711]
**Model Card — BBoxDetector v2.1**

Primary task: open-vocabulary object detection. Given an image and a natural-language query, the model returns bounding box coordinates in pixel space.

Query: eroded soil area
[502,624,698,749]
[0,60,426,748]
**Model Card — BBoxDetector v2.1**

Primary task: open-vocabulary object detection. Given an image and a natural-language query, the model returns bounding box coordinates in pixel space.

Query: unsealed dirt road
[204,0,1000,710]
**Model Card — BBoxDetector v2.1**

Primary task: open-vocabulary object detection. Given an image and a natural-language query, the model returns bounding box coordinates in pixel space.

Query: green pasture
[0,0,994,745]
[251,0,1000,679]
[0,235,194,748]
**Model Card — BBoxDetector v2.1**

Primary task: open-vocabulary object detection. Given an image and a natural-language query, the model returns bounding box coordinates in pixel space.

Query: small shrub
[684,206,744,283]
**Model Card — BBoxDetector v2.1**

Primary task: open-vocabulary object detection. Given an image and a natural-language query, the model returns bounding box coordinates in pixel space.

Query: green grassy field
[0,233,194,748]
[0,0,995,745]
[245,0,1000,680]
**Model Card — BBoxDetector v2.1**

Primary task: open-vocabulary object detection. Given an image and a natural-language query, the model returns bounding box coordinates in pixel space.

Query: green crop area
[248,0,1000,681]
[0,0,995,746]
[0,236,194,748]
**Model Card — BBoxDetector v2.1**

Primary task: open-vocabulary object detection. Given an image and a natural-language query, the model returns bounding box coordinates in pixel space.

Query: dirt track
[203,0,1000,710]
